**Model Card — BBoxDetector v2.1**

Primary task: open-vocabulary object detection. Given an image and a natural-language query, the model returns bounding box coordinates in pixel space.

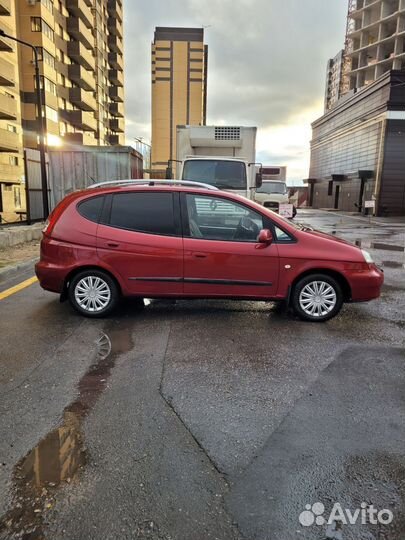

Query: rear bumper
[35,261,67,294]
[349,264,384,302]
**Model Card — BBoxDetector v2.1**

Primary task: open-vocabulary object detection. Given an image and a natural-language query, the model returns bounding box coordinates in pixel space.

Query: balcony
[108,52,123,70]
[62,109,97,132]
[107,17,122,38]
[107,134,120,145]
[0,21,14,52]
[69,87,97,112]
[66,0,93,28]
[108,69,124,87]
[109,86,124,102]
[68,64,96,91]
[107,0,123,22]
[0,93,17,119]
[109,102,124,117]
[0,128,19,152]
[0,162,23,182]
[0,57,15,86]
[67,18,94,50]
[67,41,95,71]
[109,118,125,132]
[108,35,123,54]
[0,0,11,16]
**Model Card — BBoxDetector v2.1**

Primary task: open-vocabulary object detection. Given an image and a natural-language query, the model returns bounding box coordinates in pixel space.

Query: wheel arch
[289,268,352,304]
[61,265,123,301]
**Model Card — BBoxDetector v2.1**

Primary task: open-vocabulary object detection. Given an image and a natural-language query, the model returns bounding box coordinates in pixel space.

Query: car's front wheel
[68,270,119,317]
[291,274,343,322]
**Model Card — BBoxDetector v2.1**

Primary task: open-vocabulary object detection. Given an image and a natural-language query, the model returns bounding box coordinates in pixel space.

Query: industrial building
[309,71,405,216]
[151,27,208,177]
[0,0,125,222]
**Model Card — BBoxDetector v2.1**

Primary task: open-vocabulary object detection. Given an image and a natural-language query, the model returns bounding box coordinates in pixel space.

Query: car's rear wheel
[68,270,119,317]
[292,274,343,322]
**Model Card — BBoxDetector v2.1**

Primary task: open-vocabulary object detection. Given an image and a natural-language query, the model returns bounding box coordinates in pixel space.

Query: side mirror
[255,172,263,189]
[258,229,273,245]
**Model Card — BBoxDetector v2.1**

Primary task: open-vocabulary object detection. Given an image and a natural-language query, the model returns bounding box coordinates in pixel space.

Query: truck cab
[253,180,289,211]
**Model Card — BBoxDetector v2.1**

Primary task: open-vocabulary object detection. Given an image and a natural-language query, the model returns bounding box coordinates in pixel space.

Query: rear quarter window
[77,196,104,223]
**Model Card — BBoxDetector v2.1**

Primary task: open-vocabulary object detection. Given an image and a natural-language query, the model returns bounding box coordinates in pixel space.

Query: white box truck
[168,125,262,199]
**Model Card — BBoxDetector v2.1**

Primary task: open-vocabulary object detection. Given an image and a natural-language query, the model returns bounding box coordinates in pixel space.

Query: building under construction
[310,0,405,216]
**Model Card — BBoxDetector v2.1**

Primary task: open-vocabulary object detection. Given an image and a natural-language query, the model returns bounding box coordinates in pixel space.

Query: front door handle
[193,252,207,259]
[107,242,120,248]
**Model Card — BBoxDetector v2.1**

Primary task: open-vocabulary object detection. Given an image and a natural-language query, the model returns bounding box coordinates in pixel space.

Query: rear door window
[109,192,176,235]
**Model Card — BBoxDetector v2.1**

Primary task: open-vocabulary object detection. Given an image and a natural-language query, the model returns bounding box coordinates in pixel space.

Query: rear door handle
[107,242,120,248]
[193,252,207,259]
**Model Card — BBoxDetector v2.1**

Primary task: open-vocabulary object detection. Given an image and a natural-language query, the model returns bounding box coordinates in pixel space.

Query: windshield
[182,159,247,190]
[256,182,287,194]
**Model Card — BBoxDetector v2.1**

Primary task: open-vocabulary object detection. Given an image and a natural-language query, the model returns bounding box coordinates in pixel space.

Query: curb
[0,257,39,283]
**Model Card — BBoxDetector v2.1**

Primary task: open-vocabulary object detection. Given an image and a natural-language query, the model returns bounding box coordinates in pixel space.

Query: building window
[35,48,55,69]
[328,181,333,196]
[37,76,57,95]
[9,156,19,166]
[43,105,58,123]
[7,124,17,133]
[31,17,54,42]
[13,186,21,209]
[41,0,54,14]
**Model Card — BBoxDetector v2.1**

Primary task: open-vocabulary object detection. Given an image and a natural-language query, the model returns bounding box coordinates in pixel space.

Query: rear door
[97,190,183,296]
[182,193,279,298]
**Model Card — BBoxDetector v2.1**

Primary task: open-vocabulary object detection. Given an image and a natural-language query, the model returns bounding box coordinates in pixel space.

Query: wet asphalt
[0,209,404,540]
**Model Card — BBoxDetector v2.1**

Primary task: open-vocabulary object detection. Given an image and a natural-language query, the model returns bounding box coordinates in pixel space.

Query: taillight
[42,198,71,237]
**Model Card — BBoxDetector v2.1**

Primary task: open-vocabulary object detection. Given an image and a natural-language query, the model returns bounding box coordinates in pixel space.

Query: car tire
[291,274,343,322]
[68,269,119,318]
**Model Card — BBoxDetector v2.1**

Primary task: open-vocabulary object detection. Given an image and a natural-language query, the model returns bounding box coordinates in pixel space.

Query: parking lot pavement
[0,209,404,540]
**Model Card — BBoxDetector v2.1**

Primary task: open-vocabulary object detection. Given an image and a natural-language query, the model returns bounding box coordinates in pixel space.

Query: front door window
[185,194,264,242]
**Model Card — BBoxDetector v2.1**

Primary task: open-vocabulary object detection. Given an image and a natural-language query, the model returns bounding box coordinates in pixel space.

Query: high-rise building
[343,0,405,93]
[151,27,208,176]
[0,0,125,221]
[0,0,24,222]
[324,50,344,111]
[16,0,125,149]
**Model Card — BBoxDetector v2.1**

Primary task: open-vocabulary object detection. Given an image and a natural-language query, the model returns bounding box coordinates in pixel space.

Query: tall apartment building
[151,27,208,176]
[344,0,405,91]
[324,50,345,110]
[0,0,125,221]
[0,0,24,222]
[17,0,125,148]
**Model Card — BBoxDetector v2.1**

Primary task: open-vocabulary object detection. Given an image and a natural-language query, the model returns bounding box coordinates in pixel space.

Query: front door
[97,191,183,296]
[182,193,279,298]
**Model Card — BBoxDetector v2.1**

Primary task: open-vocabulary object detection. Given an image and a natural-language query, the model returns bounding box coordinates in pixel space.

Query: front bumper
[349,264,384,302]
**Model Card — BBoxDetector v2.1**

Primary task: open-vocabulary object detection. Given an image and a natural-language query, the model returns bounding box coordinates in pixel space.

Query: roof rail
[87,179,219,190]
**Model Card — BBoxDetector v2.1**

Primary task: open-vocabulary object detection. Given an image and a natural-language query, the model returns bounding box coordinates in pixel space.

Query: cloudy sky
[124,0,348,181]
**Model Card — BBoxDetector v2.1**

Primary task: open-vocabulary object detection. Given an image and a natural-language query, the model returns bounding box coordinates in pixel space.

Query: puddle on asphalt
[0,321,133,540]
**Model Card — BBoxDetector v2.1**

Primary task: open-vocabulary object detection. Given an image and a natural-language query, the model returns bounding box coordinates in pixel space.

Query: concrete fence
[0,223,44,249]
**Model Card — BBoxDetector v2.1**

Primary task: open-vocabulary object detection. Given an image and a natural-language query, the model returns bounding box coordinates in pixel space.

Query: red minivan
[35,180,384,322]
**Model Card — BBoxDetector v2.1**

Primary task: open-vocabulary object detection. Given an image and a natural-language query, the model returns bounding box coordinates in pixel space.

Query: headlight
[362,249,374,264]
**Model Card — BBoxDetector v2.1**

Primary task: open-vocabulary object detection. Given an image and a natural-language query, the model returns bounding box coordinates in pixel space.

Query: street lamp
[0,30,49,219]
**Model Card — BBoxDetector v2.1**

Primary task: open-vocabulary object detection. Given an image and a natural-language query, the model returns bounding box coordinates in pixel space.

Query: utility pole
[0,30,49,219]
